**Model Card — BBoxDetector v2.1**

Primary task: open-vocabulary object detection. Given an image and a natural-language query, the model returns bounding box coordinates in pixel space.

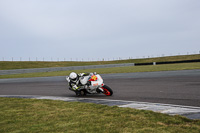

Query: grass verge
[0,98,200,133]
[0,62,200,79]
[0,54,200,70]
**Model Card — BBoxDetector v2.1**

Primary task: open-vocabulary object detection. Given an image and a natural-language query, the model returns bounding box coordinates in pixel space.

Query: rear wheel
[101,85,113,96]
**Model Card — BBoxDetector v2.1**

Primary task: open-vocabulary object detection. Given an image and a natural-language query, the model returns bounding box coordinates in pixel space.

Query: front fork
[98,87,104,92]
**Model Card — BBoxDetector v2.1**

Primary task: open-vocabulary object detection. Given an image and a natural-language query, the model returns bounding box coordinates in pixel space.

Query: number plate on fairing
[92,82,99,86]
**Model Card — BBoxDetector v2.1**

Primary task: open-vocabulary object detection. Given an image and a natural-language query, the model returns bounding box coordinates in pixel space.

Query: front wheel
[101,85,113,96]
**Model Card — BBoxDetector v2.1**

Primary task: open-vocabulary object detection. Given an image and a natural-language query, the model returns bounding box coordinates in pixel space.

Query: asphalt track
[0,70,200,107]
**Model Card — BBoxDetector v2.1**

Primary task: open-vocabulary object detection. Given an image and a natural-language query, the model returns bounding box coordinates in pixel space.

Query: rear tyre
[102,85,113,96]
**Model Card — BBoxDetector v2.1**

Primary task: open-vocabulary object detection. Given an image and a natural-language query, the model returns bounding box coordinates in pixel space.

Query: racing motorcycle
[66,72,113,96]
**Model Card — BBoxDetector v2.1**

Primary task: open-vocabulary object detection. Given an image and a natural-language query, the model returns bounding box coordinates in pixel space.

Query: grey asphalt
[0,69,200,107]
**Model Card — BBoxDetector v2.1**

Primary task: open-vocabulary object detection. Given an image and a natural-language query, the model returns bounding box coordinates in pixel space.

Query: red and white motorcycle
[66,72,113,96]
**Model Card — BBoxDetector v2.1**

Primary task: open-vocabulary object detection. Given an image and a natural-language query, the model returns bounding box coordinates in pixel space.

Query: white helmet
[69,72,78,82]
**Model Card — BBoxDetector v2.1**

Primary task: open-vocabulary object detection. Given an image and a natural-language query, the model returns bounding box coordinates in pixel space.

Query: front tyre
[101,85,113,96]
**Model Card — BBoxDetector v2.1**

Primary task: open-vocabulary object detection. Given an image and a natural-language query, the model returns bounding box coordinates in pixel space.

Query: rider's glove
[87,81,91,85]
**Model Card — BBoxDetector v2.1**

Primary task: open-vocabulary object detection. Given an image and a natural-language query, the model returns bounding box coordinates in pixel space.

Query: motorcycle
[66,72,113,96]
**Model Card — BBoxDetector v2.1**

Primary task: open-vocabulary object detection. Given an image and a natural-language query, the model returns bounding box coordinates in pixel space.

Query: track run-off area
[0,69,200,119]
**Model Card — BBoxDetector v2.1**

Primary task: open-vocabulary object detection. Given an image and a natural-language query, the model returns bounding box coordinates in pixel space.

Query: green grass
[0,98,199,133]
[0,62,200,79]
[0,54,199,70]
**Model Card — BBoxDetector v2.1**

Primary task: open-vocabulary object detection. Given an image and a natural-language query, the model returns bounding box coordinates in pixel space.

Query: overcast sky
[0,0,200,61]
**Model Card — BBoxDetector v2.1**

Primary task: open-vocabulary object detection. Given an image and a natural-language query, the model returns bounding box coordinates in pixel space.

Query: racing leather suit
[67,73,90,95]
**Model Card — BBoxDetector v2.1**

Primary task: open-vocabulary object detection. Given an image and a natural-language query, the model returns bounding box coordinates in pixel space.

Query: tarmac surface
[0,69,200,119]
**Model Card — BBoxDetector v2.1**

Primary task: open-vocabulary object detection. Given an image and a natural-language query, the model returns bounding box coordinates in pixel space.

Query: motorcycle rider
[66,72,90,96]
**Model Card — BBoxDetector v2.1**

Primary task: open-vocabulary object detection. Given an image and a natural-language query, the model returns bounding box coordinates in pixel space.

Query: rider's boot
[75,90,81,96]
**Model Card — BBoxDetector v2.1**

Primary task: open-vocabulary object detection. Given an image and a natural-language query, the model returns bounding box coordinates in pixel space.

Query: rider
[66,72,90,96]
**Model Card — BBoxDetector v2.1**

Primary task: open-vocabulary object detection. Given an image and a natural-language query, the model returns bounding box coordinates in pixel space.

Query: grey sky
[0,0,200,61]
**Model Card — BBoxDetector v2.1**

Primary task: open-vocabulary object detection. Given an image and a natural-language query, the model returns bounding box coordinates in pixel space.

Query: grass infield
[0,62,200,79]
[0,98,200,133]
[0,54,200,70]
